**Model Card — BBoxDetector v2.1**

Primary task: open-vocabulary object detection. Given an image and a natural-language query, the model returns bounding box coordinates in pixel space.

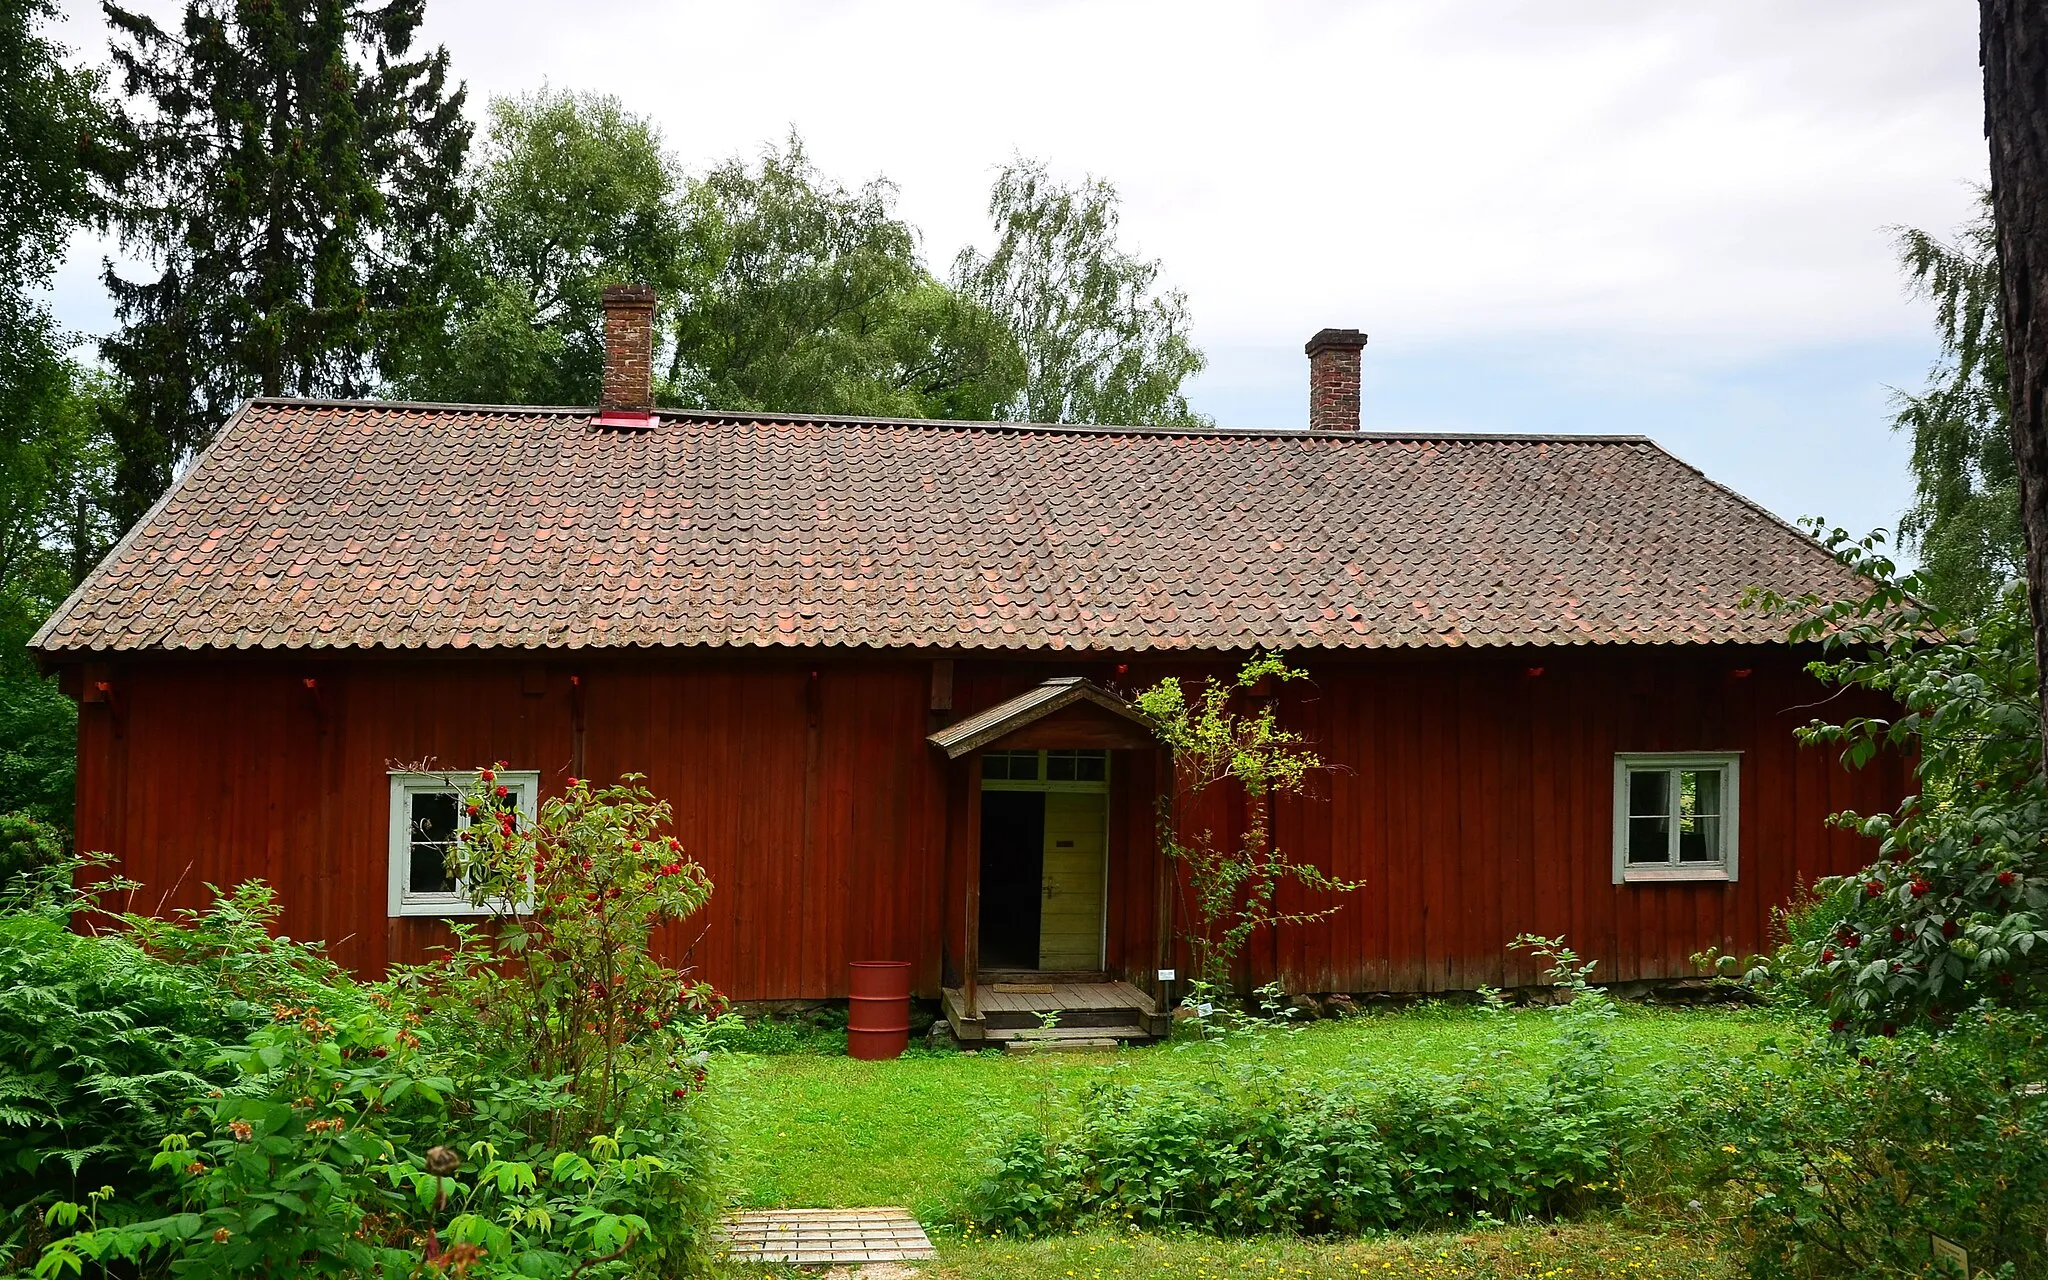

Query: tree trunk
[1982,0,2048,762]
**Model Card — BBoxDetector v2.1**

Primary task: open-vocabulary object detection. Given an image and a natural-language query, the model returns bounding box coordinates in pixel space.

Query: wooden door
[1038,791,1106,970]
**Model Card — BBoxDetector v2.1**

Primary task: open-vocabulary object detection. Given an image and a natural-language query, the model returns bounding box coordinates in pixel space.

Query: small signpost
[1930,1233,1968,1278]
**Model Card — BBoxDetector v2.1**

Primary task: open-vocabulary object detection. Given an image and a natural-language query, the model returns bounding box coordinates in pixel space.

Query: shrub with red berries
[435,768,722,1140]
[1751,532,2047,1036]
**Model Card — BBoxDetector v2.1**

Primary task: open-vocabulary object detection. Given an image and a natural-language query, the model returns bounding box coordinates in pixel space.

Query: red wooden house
[32,289,1903,1043]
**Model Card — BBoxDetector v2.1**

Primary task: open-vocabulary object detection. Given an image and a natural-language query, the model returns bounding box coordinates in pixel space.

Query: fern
[0,901,250,1214]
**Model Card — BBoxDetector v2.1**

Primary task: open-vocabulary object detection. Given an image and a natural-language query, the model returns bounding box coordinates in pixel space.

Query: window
[387,770,538,916]
[980,749,1110,791]
[1612,754,1739,883]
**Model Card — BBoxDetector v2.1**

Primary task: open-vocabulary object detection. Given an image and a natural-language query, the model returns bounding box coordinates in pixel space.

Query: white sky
[46,0,1988,542]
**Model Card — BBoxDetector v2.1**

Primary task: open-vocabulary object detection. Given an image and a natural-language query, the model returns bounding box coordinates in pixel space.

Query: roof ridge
[244,396,1655,444]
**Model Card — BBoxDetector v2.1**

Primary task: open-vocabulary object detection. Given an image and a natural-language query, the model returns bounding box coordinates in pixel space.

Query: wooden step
[978,1005,1148,1031]
[987,1023,1149,1046]
[942,981,1169,1044]
[1004,1037,1122,1053]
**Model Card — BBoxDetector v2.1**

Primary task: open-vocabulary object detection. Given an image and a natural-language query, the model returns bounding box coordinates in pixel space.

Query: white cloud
[56,0,1979,350]
[393,0,1984,354]
[41,0,1975,537]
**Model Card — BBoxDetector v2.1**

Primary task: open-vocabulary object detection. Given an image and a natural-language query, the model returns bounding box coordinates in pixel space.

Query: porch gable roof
[927,677,1154,759]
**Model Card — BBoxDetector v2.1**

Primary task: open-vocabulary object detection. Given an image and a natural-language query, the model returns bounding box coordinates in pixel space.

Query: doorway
[978,749,1109,972]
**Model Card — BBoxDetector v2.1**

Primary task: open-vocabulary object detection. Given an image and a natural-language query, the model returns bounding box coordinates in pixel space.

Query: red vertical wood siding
[70,644,1904,998]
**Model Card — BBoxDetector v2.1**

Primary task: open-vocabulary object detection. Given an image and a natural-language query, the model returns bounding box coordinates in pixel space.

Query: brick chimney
[1305,328,1367,431]
[595,283,657,427]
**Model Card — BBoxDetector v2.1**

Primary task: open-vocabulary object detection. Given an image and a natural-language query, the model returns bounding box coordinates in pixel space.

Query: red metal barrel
[847,961,911,1060]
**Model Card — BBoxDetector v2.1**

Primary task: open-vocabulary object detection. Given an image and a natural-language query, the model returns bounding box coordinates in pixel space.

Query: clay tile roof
[30,398,1870,656]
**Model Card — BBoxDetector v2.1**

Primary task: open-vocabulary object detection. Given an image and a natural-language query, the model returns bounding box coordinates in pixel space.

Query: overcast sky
[44,1,1988,542]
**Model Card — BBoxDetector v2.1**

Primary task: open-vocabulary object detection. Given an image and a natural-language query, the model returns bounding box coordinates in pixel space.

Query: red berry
[1865,880,1885,897]
[1999,870,2018,887]
[1828,1017,1846,1032]
[1821,947,1837,963]
[673,1087,687,1098]
[1941,919,1958,939]
[1909,878,1931,898]
[1891,926,1907,943]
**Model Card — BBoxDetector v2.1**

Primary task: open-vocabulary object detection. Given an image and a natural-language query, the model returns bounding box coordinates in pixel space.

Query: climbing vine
[1137,655,1363,994]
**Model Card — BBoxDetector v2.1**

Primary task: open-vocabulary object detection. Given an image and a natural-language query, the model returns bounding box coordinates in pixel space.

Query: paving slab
[717,1207,935,1266]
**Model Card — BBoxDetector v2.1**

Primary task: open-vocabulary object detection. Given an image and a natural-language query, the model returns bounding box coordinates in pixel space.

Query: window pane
[1074,750,1107,781]
[1683,769,1721,818]
[1679,813,1721,862]
[1627,769,1668,819]
[985,751,1038,781]
[1046,750,1077,782]
[408,791,458,894]
[1627,815,1670,865]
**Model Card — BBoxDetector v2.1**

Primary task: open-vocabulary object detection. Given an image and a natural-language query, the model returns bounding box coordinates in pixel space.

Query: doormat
[988,983,1054,993]
[717,1208,935,1265]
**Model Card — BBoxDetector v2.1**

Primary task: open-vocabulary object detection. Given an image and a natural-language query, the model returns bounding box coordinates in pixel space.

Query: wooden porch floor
[941,976,1168,1049]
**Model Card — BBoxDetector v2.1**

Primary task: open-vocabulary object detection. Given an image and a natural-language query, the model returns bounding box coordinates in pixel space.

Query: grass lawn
[922,1221,1737,1279]
[707,1004,1771,1276]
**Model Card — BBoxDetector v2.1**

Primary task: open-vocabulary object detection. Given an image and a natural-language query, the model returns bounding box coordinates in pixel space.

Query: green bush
[15,769,728,1277]
[701,1011,848,1056]
[0,811,64,887]
[1752,538,2047,1034]
[968,1055,1637,1237]
[969,939,1642,1237]
[37,1006,717,1279]
[1667,1011,2048,1279]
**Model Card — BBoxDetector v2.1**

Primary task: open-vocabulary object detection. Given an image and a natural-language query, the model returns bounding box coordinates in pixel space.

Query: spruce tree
[100,0,470,521]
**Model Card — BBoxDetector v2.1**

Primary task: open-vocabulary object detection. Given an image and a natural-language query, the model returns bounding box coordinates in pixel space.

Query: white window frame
[979,749,1112,794]
[1611,753,1740,884]
[387,770,538,917]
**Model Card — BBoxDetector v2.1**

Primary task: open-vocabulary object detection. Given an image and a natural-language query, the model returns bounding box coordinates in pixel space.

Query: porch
[941,972,1170,1049]
[928,675,1173,1045]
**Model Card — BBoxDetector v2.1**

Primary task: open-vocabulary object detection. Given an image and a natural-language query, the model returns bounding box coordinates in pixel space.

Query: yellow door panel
[1039,792,1106,970]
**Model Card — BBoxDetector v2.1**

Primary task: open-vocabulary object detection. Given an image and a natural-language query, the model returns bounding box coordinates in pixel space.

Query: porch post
[963,752,982,1019]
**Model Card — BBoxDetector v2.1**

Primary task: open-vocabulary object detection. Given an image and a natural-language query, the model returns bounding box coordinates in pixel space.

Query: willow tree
[953,158,1209,427]
[1892,193,2020,618]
